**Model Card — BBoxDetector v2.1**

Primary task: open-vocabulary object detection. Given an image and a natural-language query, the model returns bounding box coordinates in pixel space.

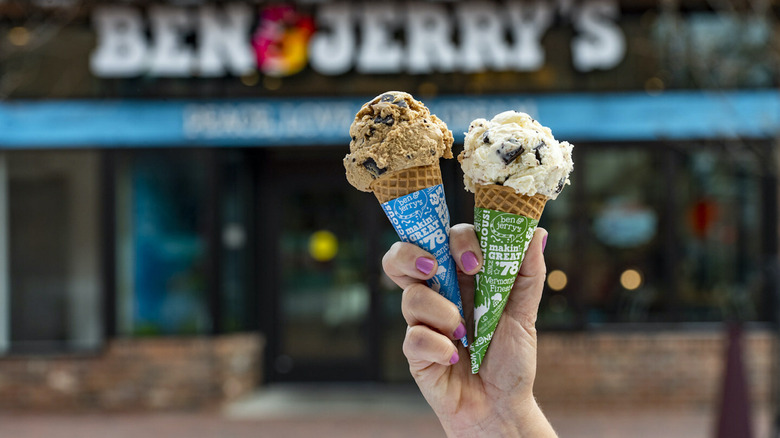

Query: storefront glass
[576,142,773,325]
[220,150,255,333]
[276,184,372,375]
[676,145,768,321]
[536,182,578,328]
[115,150,210,336]
[582,148,667,323]
[0,150,102,353]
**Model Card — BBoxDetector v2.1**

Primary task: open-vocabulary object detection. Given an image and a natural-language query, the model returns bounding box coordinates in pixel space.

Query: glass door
[261,148,382,381]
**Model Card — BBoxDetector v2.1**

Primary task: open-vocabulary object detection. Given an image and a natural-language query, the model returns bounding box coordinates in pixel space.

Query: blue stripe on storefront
[0,91,778,148]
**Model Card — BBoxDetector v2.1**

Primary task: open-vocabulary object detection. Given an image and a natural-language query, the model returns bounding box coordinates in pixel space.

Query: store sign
[90,1,625,78]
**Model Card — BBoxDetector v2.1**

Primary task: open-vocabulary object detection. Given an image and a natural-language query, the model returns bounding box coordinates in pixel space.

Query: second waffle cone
[475,184,548,220]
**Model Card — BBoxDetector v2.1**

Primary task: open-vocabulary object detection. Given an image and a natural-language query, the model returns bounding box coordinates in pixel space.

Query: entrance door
[260,148,382,381]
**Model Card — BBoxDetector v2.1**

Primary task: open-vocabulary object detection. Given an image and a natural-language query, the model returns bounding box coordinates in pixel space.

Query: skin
[382,224,558,438]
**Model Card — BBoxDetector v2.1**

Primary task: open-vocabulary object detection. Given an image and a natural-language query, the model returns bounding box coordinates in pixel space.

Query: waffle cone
[370,164,443,203]
[475,184,548,220]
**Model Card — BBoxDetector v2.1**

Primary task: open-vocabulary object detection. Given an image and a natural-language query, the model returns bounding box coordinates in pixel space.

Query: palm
[410,272,542,425]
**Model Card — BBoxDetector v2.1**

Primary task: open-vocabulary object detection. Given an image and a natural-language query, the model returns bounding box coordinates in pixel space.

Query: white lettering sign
[90,1,626,78]
[91,4,254,78]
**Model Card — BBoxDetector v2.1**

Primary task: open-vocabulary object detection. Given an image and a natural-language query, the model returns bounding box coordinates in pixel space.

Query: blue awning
[0,90,778,148]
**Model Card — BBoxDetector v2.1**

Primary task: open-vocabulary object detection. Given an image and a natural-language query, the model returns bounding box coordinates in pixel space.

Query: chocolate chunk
[351,136,356,142]
[363,158,387,178]
[533,141,546,165]
[380,93,395,103]
[482,131,490,144]
[496,142,524,165]
[555,178,566,193]
[374,115,394,125]
[394,100,407,108]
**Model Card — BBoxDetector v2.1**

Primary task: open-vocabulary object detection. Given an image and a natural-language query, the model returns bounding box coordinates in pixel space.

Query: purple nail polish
[461,251,479,272]
[542,234,548,253]
[415,257,435,275]
[453,323,467,340]
[449,351,460,365]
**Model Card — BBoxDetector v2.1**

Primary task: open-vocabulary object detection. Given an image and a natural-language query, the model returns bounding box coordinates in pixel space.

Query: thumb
[504,227,548,323]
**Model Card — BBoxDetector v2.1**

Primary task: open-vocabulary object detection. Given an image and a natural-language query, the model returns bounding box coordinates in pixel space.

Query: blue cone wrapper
[380,184,468,346]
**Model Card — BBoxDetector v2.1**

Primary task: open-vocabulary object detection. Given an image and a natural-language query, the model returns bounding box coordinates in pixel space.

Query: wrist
[439,398,557,438]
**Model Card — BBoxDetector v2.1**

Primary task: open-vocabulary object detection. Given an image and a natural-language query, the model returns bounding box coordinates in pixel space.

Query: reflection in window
[116,151,209,336]
[583,149,665,323]
[278,189,369,366]
[676,148,765,321]
[537,182,576,328]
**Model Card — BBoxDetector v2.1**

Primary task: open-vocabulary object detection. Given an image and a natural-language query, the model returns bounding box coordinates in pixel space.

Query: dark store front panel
[2,3,776,100]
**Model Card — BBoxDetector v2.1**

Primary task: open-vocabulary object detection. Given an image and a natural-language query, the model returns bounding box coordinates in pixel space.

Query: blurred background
[0,0,778,436]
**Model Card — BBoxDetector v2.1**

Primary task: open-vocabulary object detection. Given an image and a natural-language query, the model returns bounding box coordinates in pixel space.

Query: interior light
[547,270,568,291]
[620,269,643,290]
[308,230,338,262]
[8,27,30,47]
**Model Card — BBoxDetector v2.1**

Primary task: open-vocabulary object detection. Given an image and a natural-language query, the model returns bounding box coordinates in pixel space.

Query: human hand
[382,224,557,438]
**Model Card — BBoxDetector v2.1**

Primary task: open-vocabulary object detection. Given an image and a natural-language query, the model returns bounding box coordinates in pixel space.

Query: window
[115,151,210,336]
[0,151,102,353]
[536,141,775,328]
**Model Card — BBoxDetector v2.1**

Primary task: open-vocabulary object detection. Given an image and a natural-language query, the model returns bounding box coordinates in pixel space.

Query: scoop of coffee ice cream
[345,91,454,192]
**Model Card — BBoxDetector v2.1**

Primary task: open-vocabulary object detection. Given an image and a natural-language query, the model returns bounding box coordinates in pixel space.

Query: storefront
[0,0,778,409]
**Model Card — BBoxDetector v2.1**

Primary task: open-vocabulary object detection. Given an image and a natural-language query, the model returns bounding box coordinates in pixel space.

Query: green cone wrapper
[470,207,539,374]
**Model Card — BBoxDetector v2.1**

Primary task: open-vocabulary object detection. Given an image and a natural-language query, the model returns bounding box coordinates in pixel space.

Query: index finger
[382,241,438,290]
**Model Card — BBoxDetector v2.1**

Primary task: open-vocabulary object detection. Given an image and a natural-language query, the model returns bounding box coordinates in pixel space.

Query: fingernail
[453,323,467,340]
[449,351,460,365]
[542,234,548,253]
[415,257,435,275]
[461,251,479,272]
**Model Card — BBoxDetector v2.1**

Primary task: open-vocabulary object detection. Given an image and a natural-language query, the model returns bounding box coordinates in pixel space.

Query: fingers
[382,242,438,289]
[403,325,460,367]
[401,282,465,368]
[505,227,549,325]
[402,283,465,341]
[518,227,548,278]
[449,224,483,275]
[382,224,482,290]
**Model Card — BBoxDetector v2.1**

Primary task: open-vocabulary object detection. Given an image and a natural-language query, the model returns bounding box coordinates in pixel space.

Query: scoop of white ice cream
[458,111,573,200]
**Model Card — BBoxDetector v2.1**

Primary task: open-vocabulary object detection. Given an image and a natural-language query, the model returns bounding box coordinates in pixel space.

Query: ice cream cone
[469,184,547,373]
[370,164,442,203]
[372,163,467,346]
[475,184,548,219]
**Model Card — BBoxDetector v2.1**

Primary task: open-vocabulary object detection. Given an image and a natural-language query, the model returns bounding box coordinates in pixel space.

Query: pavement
[0,384,774,437]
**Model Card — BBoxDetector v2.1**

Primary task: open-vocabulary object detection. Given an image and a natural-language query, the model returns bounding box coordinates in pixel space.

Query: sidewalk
[0,384,773,438]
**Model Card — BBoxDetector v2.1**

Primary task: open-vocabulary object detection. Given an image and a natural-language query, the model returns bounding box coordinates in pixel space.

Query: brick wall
[535,328,776,408]
[0,333,264,411]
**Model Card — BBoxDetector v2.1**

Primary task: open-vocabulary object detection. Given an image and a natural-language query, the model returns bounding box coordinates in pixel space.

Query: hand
[382,224,557,438]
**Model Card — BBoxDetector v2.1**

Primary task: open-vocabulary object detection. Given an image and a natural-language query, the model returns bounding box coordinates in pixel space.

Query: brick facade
[535,328,776,408]
[0,330,774,411]
[0,333,264,411]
